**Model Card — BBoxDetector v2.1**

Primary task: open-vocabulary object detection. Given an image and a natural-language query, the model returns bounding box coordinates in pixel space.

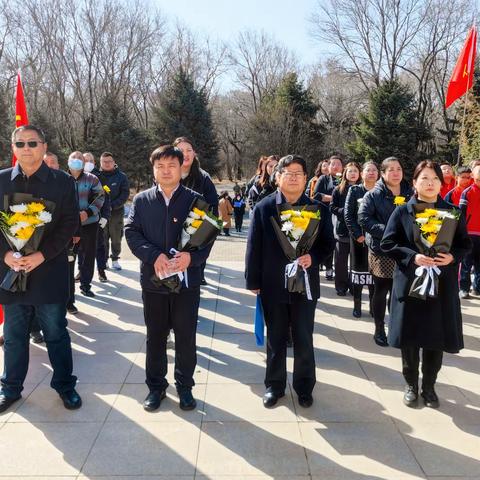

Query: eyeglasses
[281,172,305,179]
[14,141,44,149]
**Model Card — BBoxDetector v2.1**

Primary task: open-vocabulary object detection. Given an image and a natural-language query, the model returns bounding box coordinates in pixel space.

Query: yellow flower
[16,226,35,240]
[291,216,309,230]
[426,233,437,244]
[420,223,438,234]
[280,209,296,216]
[191,219,203,229]
[423,209,438,216]
[193,207,205,218]
[7,212,28,225]
[394,196,406,206]
[26,202,45,214]
[103,185,111,194]
[300,210,317,219]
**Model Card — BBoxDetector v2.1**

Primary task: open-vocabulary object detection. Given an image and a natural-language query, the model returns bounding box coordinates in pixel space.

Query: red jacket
[440,178,456,198]
[460,183,480,235]
[445,185,467,207]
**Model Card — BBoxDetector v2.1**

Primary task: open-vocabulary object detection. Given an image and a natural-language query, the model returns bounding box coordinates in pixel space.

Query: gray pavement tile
[82,421,201,476]
[205,351,266,384]
[0,422,102,476]
[399,424,480,477]
[300,422,424,478]
[196,421,309,476]
[9,383,121,423]
[203,383,297,422]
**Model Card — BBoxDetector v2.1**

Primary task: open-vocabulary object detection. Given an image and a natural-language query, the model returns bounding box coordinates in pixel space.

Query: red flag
[12,71,29,166]
[445,25,477,109]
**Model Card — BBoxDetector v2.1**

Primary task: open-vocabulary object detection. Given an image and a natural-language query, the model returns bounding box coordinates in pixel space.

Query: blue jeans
[459,235,480,292]
[1,304,77,398]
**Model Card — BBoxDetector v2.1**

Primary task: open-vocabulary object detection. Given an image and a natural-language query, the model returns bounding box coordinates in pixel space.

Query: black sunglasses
[14,141,44,148]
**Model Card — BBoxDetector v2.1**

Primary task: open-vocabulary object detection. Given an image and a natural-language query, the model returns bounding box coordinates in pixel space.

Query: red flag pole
[12,70,30,167]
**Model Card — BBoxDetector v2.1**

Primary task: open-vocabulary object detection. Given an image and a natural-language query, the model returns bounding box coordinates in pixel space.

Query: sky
[155,0,329,89]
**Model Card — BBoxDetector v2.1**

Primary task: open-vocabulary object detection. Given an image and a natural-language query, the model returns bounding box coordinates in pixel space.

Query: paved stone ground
[1,223,480,479]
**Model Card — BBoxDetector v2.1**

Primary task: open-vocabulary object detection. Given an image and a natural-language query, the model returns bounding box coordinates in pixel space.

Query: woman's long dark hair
[338,162,361,194]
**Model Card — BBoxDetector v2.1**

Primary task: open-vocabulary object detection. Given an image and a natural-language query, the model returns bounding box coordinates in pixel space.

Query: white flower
[185,217,194,226]
[291,210,302,217]
[291,241,299,250]
[416,217,429,225]
[37,211,52,223]
[186,226,197,235]
[436,210,449,219]
[203,215,220,228]
[291,227,304,240]
[188,211,201,219]
[280,213,291,221]
[10,204,28,213]
[281,221,294,233]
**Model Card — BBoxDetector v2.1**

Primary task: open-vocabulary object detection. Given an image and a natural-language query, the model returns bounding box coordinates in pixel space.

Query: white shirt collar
[157,183,180,206]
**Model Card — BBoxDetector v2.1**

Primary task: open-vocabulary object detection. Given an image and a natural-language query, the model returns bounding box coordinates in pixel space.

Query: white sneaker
[112,260,122,271]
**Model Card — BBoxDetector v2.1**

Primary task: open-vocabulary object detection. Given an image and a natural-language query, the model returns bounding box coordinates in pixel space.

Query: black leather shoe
[336,289,347,297]
[59,389,82,410]
[98,270,108,283]
[143,389,166,411]
[403,385,418,407]
[421,388,439,408]
[0,394,21,413]
[67,304,79,314]
[178,389,197,410]
[80,287,95,298]
[200,278,208,286]
[352,307,362,318]
[263,390,285,408]
[30,331,44,344]
[373,329,388,347]
[298,394,313,408]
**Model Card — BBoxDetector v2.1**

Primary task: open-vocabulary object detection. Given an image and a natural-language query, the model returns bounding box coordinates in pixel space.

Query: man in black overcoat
[246,155,334,409]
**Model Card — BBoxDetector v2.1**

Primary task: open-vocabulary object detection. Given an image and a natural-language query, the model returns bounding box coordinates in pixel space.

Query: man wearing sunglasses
[0,125,82,413]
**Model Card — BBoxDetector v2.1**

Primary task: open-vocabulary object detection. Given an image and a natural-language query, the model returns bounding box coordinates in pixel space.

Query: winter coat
[180,159,218,216]
[330,185,353,241]
[312,174,340,205]
[344,184,369,240]
[358,178,413,255]
[219,197,233,228]
[245,191,335,301]
[98,166,130,211]
[380,195,471,353]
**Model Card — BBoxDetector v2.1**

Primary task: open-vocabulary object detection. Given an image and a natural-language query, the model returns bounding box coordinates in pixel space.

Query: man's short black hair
[150,145,184,166]
[12,125,46,143]
[457,166,472,175]
[277,154,307,174]
[100,152,114,159]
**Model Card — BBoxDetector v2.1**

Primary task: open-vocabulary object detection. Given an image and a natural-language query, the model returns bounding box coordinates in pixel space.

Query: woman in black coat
[381,161,471,409]
[358,157,413,347]
[330,162,362,296]
[344,161,379,317]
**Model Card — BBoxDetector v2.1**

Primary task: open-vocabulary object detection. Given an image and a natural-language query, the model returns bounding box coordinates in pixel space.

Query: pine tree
[348,79,431,175]
[89,96,153,190]
[151,68,219,174]
[458,69,480,165]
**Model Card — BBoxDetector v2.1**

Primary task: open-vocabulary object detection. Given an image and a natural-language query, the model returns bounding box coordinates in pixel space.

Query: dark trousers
[261,295,316,396]
[324,252,333,270]
[401,347,443,390]
[142,288,200,392]
[105,207,124,261]
[96,224,107,271]
[372,275,392,331]
[334,240,350,292]
[460,235,480,292]
[1,304,76,397]
[234,211,244,231]
[78,222,98,291]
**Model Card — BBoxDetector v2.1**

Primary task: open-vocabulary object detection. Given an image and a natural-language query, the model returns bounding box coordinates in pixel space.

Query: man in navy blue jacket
[125,145,212,412]
[246,155,334,409]
[0,125,81,413]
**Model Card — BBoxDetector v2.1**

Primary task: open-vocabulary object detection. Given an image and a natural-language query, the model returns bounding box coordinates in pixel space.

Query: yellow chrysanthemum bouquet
[270,202,322,298]
[0,193,55,292]
[409,204,461,300]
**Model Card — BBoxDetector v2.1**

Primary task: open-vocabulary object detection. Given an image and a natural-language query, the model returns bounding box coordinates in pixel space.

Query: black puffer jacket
[358,178,412,255]
[330,185,352,240]
[344,184,369,240]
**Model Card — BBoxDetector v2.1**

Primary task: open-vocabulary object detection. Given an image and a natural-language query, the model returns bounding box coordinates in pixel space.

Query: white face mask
[84,162,95,173]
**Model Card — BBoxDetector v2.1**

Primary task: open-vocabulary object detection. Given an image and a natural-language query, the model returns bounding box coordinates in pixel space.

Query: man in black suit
[0,125,81,413]
[246,155,334,409]
[125,145,212,412]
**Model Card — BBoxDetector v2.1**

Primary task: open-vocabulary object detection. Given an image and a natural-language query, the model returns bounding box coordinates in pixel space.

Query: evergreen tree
[458,69,480,165]
[348,79,431,175]
[89,96,153,190]
[151,68,219,174]
[0,89,13,169]
[247,72,323,171]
